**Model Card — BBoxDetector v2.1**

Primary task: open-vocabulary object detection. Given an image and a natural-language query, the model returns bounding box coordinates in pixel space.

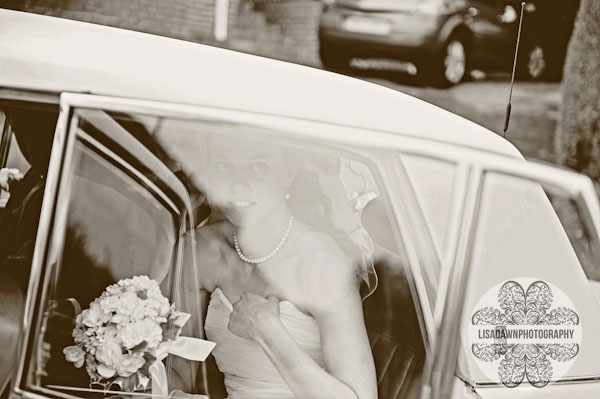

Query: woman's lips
[229,200,256,210]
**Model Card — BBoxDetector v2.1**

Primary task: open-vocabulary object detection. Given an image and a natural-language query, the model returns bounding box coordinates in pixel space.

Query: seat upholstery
[363,254,426,399]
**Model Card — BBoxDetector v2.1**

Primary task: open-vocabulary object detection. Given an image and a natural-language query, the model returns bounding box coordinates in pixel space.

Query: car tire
[421,33,469,87]
[319,43,352,74]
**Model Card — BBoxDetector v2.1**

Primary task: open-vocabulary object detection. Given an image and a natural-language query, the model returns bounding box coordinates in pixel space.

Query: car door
[423,155,600,398]
[10,93,206,399]
[467,0,518,70]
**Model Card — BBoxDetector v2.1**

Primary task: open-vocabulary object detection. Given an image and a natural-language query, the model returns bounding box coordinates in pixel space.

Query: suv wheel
[420,32,469,87]
[442,38,467,85]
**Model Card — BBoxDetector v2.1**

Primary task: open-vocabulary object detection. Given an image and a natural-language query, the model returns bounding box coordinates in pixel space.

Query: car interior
[0,103,427,399]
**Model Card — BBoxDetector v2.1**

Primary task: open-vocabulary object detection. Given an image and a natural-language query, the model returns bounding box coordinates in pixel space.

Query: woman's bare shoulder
[295,228,343,257]
[293,228,357,303]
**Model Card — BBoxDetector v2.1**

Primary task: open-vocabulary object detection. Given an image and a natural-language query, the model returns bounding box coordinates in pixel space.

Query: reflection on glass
[37,139,178,395]
[459,172,600,386]
[29,109,428,399]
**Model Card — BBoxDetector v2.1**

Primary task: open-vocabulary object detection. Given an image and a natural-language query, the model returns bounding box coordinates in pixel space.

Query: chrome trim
[379,155,436,352]
[433,162,471,328]
[14,102,73,388]
[397,153,445,288]
[40,93,600,396]
[427,161,600,396]
[73,108,189,210]
[468,374,600,387]
[58,93,523,165]
[77,131,180,216]
[26,386,81,399]
[428,165,484,399]
[0,88,60,104]
[370,154,434,353]
[12,97,193,395]
[28,111,81,387]
[11,386,78,399]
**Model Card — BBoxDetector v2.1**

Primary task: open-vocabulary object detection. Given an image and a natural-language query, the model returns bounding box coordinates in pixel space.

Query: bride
[181,132,377,399]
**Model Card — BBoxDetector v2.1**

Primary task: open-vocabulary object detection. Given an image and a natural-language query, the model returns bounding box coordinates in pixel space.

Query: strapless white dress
[204,287,325,398]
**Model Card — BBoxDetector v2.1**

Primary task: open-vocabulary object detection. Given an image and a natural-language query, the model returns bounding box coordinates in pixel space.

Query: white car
[0,9,599,399]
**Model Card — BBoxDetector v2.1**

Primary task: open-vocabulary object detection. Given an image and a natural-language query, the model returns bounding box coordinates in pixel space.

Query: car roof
[0,9,521,158]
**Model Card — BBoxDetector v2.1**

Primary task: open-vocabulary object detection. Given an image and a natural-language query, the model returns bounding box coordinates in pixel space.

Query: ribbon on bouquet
[150,336,216,397]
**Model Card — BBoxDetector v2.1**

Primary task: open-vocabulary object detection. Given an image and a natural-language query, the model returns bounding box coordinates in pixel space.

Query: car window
[23,110,188,398]
[150,117,428,398]
[458,171,600,386]
[395,154,458,315]
[22,106,435,399]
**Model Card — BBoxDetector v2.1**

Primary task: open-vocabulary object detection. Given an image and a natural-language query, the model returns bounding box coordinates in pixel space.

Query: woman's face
[205,135,294,227]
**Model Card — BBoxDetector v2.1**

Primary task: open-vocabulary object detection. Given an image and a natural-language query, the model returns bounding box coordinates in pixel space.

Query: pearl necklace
[233,216,294,264]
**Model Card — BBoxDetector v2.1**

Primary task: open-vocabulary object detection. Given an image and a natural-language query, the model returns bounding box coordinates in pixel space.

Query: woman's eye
[251,162,268,172]
[215,162,230,171]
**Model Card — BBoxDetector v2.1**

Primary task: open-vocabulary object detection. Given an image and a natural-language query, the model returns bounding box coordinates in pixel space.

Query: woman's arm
[228,250,377,399]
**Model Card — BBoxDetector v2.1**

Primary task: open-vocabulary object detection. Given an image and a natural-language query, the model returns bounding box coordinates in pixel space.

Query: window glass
[32,131,179,396]
[395,154,457,315]
[458,172,600,386]
[29,111,428,399]
[152,119,428,398]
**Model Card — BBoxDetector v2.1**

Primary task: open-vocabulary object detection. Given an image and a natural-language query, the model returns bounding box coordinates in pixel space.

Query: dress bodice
[204,287,325,398]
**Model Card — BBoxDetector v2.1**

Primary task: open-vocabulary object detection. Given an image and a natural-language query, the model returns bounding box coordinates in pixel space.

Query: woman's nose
[231,176,249,192]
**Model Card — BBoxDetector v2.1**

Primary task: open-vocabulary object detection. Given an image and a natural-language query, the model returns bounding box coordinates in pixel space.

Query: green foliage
[555,0,600,180]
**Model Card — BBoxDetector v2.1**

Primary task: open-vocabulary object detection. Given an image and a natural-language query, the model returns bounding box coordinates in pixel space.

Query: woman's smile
[228,200,256,210]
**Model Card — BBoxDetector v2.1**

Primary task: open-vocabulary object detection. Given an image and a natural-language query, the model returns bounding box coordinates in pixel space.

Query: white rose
[110,313,129,325]
[95,337,122,368]
[118,320,163,350]
[100,295,120,312]
[63,345,85,368]
[106,284,124,295]
[145,296,170,318]
[131,275,159,291]
[115,292,143,317]
[82,303,112,327]
[116,354,146,377]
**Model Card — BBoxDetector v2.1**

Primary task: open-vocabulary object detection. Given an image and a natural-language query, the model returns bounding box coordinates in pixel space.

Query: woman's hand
[228,293,280,341]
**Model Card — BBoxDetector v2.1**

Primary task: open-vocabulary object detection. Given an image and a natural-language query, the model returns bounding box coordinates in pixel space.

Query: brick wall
[0,0,323,67]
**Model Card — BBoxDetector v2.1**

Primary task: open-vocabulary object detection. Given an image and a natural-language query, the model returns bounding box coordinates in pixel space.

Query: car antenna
[503,1,526,137]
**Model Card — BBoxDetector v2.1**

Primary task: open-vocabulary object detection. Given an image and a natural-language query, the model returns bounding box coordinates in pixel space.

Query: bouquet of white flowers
[63,275,191,391]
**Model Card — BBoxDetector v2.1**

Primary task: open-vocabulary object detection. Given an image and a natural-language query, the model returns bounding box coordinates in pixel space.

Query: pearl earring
[285,190,291,200]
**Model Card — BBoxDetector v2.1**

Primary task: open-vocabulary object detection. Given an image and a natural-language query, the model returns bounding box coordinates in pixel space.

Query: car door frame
[8,91,459,399]
[9,92,198,399]
[8,91,580,399]
[424,153,600,398]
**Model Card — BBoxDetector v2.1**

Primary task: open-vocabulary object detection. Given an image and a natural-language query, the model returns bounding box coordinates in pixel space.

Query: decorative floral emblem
[469,279,581,388]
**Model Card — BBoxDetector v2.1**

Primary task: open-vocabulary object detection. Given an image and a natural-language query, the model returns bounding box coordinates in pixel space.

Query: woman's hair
[285,152,372,293]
